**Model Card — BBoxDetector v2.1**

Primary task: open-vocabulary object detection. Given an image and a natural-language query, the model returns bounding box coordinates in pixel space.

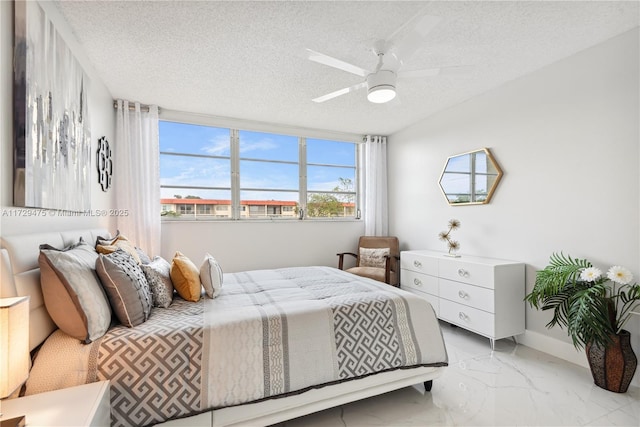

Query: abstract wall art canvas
[13,0,91,211]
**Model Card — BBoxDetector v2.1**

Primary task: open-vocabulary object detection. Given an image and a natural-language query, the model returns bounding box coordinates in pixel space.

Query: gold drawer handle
[457,268,469,277]
[413,278,422,287]
[413,260,422,268]
[458,290,468,299]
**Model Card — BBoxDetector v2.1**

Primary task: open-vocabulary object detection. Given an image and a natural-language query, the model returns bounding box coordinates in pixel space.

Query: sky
[159,121,355,201]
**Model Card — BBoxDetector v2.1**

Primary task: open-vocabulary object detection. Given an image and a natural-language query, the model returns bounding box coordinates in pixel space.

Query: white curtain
[115,100,160,257]
[361,135,388,236]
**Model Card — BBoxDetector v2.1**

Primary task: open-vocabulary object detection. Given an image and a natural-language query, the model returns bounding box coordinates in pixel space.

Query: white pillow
[359,247,390,268]
[200,253,223,298]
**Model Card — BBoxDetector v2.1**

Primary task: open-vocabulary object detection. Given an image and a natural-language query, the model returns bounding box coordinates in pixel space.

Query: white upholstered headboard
[0,228,110,351]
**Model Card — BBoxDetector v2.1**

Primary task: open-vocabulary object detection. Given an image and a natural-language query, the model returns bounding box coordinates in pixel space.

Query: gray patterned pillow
[141,257,174,308]
[96,249,153,327]
[39,238,112,343]
[359,247,390,268]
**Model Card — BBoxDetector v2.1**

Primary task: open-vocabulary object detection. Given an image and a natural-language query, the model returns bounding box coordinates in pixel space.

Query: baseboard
[519,329,640,387]
[518,330,589,369]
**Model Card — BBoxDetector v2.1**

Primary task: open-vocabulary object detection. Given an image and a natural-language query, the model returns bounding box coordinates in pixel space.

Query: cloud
[202,135,231,156]
[239,137,279,154]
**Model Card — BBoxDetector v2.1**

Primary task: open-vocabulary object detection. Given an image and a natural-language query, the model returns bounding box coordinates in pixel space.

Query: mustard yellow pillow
[96,232,142,264]
[170,251,201,302]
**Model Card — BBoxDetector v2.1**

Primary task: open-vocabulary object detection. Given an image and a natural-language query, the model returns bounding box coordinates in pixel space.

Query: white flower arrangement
[580,265,634,285]
[575,264,637,334]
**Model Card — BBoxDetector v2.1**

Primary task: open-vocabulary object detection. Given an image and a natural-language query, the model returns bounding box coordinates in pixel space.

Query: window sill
[161,217,361,223]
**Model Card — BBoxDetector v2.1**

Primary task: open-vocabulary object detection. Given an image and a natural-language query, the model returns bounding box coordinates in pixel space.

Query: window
[239,130,299,218]
[196,205,212,215]
[306,139,356,218]
[159,121,231,219]
[160,120,358,220]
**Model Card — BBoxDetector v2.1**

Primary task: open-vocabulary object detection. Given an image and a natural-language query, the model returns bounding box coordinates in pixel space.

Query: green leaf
[567,284,614,349]
[525,252,592,310]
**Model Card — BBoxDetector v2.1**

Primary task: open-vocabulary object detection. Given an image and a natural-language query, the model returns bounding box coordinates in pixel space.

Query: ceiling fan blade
[389,14,443,63]
[398,68,441,79]
[312,82,367,103]
[398,65,474,79]
[438,65,474,75]
[307,49,369,77]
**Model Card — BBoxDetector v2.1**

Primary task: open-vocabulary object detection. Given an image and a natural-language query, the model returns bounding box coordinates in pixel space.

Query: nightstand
[0,381,110,426]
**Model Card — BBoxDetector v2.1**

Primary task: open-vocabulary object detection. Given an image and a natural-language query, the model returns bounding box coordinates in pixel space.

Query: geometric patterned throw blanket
[91,299,204,426]
[26,266,447,427]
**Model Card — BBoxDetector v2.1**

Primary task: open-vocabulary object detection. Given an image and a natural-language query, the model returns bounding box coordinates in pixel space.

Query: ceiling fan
[308,14,466,104]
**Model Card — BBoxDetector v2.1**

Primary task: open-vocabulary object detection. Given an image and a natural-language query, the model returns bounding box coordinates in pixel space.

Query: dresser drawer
[439,299,495,337]
[403,287,439,316]
[401,269,438,295]
[439,259,494,289]
[439,278,495,313]
[401,253,438,275]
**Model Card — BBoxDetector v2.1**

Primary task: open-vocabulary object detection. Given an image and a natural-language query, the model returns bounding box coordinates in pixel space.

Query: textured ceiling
[54,1,639,136]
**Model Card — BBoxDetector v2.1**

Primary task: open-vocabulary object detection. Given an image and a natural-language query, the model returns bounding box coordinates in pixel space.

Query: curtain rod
[112,100,159,113]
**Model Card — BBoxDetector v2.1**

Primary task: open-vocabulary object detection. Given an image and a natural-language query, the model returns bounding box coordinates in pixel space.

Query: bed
[0,228,448,427]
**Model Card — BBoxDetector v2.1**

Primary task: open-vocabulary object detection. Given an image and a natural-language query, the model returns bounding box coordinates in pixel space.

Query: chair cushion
[359,247,390,268]
[346,267,398,285]
[347,266,386,282]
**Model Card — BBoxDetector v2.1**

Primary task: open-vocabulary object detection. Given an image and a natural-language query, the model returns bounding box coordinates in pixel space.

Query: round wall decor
[96,136,112,191]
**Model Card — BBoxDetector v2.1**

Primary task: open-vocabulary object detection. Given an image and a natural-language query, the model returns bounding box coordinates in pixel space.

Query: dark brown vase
[586,330,637,393]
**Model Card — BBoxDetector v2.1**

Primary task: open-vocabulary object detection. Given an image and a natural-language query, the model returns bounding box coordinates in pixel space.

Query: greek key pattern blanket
[30,267,447,427]
[93,298,204,426]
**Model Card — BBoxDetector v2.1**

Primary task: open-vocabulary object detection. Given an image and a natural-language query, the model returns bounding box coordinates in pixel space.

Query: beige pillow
[96,231,142,264]
[200,253,223,298]
[170,251,201,302]
[359,247,390,268]
[39,239,112,343]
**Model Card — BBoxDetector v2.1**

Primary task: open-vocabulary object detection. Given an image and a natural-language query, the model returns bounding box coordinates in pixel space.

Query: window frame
[159,114,361,222]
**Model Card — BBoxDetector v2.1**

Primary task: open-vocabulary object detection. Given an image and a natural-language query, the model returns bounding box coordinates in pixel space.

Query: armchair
[337,236,400,286]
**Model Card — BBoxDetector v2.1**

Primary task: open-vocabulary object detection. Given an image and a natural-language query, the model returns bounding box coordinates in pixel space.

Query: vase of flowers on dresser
[525,253,639,393]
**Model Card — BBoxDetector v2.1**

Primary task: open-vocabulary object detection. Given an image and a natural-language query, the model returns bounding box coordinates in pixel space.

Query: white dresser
[401,250,525,349]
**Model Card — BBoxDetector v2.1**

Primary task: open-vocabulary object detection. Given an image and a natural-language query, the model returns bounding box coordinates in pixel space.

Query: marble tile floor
[275,322,639,427]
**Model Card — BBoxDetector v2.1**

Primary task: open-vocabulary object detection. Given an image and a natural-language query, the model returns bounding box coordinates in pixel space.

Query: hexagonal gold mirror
[439,148,503,205]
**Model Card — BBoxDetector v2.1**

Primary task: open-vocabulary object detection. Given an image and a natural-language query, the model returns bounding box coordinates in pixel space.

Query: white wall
[388,28,640,385]
[162,220,365,273]
[0,0,115,237]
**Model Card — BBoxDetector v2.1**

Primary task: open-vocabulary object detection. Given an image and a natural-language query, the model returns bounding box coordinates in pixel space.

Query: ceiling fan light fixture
[367,86,396,103]
[366,70,397,103]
